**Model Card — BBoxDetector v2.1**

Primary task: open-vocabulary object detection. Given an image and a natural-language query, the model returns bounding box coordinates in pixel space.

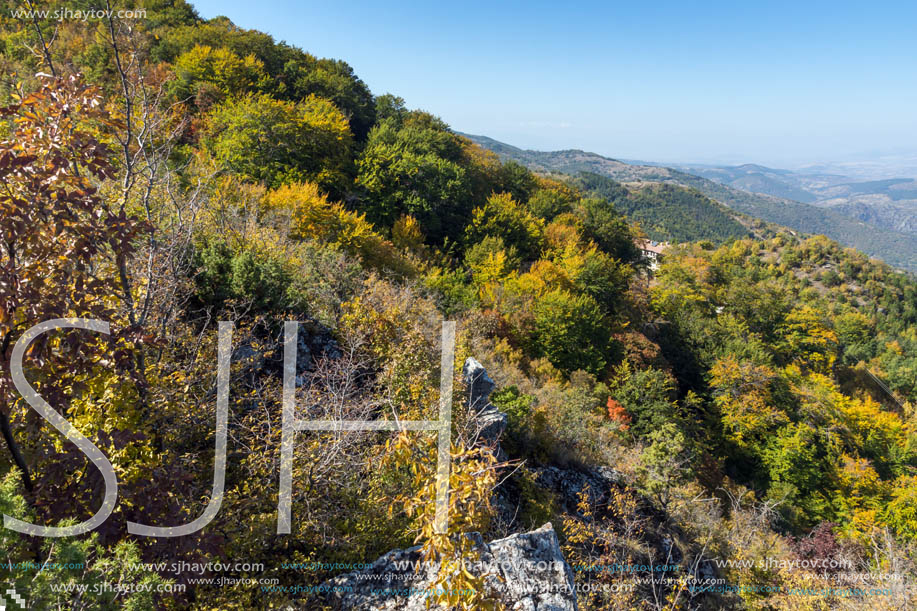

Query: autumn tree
[151,15,376,138]
[606,397,631,430]
[776,305,839,374]
[465,192,546,261]
[0,75,147,489]
[710,356,787,448]
[464,236,519,285]
[168,44,270,107]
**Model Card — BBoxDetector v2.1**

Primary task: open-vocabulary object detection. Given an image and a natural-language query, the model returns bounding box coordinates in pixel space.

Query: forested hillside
[673,163,917,239]
[467,134,917,271]
[1,2,916,610]
[570,172,752,243]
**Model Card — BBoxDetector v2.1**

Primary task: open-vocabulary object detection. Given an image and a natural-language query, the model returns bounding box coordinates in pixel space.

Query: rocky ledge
[318,523,578,610]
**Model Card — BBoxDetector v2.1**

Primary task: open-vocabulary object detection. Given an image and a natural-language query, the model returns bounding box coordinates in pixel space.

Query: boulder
[293,319,342,385]
[532,465,624,515]
[463,356,496,411]
[319,523,578,610]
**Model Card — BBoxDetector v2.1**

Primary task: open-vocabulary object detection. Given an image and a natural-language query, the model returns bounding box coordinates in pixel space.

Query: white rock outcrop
[462,357,508,448]
[319,523,578,610]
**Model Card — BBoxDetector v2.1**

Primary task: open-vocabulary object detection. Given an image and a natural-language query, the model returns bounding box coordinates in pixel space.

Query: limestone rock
[532,465,624,515]
[462,357,507,445]
[319,523,577,611]
[293,319,342,385]
[463,357,496,411]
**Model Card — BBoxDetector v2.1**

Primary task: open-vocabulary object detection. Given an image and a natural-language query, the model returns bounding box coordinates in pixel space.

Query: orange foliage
[606,397,631,430]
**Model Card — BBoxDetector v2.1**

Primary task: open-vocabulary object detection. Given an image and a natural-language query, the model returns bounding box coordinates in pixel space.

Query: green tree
[495,160,537,203]
[375,93,409,124]
[531,289,610,375]
[0,471,170,610]
[611,367,681,437]
[834,311,875,365]
[527,187,575,220]
[573,196,639,263]
[638,422,693,508]
[356,115,473,242]
[279,56,377,140]
[764,423,837,525]
[465,192,546,260]
[204,92,353,194]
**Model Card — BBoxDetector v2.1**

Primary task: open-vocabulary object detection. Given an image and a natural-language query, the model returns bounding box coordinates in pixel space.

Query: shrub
[491,385,535,430]
[192,237,290,310]
[611,366,680,437]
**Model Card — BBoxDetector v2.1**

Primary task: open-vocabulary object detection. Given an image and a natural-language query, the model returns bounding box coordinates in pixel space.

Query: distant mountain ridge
[462,133,917,271]
[667,162,917,237]
[672,161,917,200]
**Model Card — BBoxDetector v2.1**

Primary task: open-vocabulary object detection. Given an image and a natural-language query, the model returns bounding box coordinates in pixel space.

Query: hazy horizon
[464,132,917,180]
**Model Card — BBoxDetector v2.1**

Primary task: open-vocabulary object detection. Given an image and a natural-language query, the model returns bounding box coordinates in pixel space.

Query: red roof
[636,239,669,255]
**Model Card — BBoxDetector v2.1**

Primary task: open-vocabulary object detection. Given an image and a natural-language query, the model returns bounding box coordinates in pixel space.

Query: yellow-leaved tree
[710,356,787,448]
[378,433,501,610]
[263,181,413,274]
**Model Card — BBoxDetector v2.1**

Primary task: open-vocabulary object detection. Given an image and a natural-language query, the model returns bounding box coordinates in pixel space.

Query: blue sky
[188,0,917,168]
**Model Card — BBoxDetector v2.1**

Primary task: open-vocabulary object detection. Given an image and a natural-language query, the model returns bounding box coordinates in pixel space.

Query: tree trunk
[0,409,33,491]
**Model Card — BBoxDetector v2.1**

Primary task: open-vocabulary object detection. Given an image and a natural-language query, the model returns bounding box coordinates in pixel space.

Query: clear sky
[188,0,917,169]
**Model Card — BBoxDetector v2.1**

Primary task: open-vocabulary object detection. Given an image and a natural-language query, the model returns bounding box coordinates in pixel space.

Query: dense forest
[570,172,752,244]
[1,2,916,610]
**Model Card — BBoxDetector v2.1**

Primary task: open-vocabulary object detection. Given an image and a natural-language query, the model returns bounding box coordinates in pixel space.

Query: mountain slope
[669,162,917,241]
[464,134,917,271]
[569,173,751,243]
